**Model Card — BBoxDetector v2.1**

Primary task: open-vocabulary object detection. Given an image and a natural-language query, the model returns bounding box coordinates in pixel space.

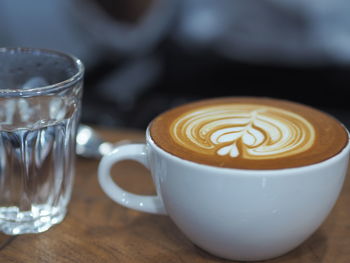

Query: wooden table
[1,127,350,263]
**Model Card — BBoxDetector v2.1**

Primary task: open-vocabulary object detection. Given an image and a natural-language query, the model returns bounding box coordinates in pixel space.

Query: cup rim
[0,47,84,97]
[146,126,350,175]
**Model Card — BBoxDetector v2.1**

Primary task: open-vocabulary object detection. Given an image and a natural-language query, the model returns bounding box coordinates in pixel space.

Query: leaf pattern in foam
[210,115,267,157]
[170,104,315,160]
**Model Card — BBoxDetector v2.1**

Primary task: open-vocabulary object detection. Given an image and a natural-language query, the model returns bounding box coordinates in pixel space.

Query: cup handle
[98,143,167,215]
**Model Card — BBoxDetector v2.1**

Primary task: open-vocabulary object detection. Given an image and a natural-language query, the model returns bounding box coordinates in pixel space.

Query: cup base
[0,206,66,235]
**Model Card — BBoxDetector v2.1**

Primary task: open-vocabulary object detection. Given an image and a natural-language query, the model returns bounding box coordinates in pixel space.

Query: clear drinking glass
[0,48,84,235]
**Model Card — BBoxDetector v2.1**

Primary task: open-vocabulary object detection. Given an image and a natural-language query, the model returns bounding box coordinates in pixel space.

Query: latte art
[170,105,315,160]
[151,97,348,169]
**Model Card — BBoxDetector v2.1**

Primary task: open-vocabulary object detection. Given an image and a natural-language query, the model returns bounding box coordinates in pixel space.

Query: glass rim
[0,47,84,97]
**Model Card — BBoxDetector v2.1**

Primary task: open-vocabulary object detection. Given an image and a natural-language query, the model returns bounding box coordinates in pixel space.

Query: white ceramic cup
[98,128,350,261]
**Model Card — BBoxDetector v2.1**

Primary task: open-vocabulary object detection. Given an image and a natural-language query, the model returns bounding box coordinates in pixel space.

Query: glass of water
[0,48,84,235]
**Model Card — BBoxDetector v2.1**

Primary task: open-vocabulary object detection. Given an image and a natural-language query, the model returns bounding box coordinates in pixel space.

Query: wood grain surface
[0,127,349,263]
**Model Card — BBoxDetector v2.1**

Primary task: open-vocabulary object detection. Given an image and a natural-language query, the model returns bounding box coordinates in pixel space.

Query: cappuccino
[150,97,348,169]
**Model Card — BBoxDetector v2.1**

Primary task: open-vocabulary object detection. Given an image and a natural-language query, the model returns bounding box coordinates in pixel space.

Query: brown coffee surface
[150,97,348,169]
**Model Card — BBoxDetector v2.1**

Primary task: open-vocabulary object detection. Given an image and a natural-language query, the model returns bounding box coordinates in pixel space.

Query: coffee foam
[170,105,315,160]
[150,97,348,169]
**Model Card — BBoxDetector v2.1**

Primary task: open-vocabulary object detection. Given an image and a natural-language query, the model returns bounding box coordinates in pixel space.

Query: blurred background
[1,0,349,129]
